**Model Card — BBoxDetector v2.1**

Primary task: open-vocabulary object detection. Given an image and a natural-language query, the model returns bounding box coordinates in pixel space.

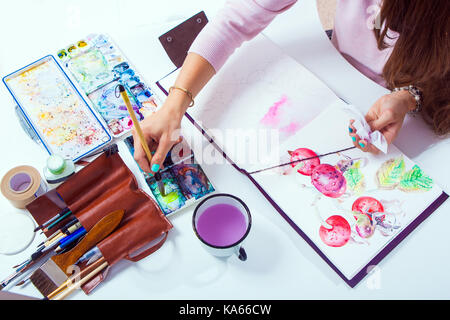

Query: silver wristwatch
[392,85,423,114]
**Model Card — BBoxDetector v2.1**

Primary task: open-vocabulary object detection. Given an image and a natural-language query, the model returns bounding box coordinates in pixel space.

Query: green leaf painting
[398,165,433,192]
[376,157,433,193]
[344,160,365,195]
[376,157,405,189]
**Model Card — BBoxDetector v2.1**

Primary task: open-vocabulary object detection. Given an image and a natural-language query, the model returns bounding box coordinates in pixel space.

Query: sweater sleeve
[189,0,298,72]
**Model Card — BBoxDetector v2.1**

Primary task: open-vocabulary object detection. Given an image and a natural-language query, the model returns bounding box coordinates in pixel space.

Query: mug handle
[235,246,247,261]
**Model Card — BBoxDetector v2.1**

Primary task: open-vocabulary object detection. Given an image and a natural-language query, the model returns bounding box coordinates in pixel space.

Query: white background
[0,0,449,299]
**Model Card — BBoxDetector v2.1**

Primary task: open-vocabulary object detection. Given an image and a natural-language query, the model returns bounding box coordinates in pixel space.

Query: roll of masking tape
[1,166,47,209]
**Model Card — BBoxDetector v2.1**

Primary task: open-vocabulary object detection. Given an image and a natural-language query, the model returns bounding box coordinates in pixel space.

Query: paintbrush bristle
[29,269,59,298]
[29,260,68,298]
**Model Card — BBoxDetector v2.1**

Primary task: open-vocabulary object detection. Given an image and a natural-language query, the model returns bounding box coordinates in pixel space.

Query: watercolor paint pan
[56,34,162,138]
[2,55,112,162]
[123,135,215,216]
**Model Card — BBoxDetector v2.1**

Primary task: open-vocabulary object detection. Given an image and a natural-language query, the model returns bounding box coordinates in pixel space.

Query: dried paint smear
[6,58,110,160]
[260,95,301,138]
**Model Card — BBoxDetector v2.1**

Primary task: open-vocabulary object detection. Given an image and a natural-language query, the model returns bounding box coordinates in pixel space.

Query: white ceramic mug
[192,193,251,261]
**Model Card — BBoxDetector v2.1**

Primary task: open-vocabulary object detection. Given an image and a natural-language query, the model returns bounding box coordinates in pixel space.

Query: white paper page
[184,34,344,171]
[251,105,443,280]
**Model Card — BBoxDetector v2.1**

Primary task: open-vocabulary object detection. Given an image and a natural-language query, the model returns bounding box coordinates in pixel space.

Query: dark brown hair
[375,0,450,135]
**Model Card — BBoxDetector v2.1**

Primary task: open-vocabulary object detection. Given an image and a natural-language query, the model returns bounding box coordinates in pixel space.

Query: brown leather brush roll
[26,145,173,295]
[58,152,161,232]
[27,146,171,234]
[81,209,171,294]
[26,189,69,236]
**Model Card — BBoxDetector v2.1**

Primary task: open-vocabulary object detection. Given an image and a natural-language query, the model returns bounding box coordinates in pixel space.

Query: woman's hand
[348,90,416,153]
[132,90,189,173]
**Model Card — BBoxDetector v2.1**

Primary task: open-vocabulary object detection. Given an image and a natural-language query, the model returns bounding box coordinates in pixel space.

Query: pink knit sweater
[189,0,396,87]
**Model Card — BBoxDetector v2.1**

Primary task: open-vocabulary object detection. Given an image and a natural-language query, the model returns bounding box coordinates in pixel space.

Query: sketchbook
[157,34,448,287]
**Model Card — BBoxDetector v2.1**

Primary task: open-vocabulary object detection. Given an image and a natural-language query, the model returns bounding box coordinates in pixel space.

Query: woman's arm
[132,53,215,173]
[134,0,297,173]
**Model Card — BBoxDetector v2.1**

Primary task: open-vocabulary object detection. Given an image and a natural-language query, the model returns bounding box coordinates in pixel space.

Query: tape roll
[1,166,47,209]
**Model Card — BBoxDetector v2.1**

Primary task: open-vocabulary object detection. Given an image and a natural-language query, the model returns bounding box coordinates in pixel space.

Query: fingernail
[151,164,160,172]
[349,127,353,133]
[352,137,356,142]
[359,142,366,148]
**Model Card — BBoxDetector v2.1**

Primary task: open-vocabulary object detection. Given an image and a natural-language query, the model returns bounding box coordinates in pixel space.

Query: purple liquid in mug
[196,204,247,247]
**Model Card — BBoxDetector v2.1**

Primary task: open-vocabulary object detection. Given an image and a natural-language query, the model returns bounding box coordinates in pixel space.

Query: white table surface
[0,0,448,300]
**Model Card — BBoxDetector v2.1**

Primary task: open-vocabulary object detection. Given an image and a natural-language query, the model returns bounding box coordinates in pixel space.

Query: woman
[134,0,449,174]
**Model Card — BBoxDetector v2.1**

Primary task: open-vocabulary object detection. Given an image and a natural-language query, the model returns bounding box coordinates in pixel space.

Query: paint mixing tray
[56,34,163,138]
[3,55,112,162]
[121,135,216,217]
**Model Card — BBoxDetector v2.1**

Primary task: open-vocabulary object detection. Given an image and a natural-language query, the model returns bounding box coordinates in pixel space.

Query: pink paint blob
[260,95,288,126]
[280,122,301,135]
[319,215,351,247]
[311,164,347,198]
[119,116,133,130]
[288,148,320,176]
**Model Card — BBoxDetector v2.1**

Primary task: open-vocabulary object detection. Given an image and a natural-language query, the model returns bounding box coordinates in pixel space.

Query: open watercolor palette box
[119,135,215,217]
[2,33,162,162]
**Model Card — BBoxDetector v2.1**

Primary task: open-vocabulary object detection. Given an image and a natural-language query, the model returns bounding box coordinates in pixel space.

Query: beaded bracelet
[392,85,423,114]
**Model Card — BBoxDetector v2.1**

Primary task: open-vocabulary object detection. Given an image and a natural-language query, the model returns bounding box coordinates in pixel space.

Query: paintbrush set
[1,145,172,299]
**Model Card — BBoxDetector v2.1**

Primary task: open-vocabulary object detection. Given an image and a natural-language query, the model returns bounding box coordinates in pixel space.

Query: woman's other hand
[348,90,416,153]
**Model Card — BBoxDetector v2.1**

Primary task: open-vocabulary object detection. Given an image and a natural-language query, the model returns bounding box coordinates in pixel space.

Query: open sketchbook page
[251,105,444,280]
[185,34,343,172]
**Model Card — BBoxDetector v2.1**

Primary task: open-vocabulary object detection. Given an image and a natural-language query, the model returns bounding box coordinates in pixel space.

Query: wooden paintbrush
[50,261,109,300]
[118,84,166,196]
[27,210,124,297]
[44,257,107,300]
[33,207,70,232]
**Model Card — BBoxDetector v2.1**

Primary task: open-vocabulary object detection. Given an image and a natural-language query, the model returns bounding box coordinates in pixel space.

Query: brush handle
[51,209,124,275]
[119,85,153,165]
[57,227,87,250]
[35,207,70,231]
[249,146,357,174]
[44,210,72,232]
[52,261,108,300]
[46,257,106,299]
